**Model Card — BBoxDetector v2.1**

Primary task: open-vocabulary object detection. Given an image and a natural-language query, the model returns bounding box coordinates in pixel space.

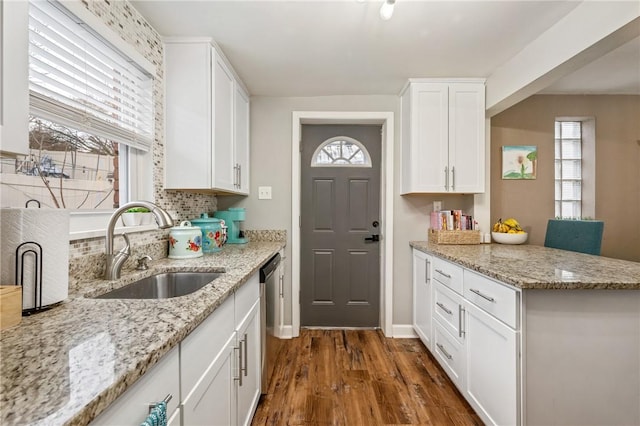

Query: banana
[503,218,522,231]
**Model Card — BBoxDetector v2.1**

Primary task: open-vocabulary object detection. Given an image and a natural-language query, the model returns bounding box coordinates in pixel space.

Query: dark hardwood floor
[252,329,483,425]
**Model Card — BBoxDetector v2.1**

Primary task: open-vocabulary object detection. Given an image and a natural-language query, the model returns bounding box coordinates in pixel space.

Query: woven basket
[428,229,481,245]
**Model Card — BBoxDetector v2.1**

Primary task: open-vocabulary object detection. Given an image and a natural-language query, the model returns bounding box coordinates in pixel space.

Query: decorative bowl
[491,231,528,245]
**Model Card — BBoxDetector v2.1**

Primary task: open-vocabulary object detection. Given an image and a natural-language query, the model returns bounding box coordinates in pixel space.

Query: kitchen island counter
[410,241,640,289]
[0,240,284,426]
[410,241,640,425]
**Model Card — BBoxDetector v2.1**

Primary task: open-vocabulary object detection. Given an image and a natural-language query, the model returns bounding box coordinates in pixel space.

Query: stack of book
[430,210,478,231]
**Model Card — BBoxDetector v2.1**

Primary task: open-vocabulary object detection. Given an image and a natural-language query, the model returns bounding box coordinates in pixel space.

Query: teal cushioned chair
[544,219,604,255]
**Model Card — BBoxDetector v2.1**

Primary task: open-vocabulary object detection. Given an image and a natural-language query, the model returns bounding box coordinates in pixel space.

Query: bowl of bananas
[492,218,528,244]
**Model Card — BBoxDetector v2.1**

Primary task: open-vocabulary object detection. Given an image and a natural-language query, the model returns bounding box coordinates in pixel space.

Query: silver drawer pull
[459,305,465,338]
[436,302,452,315]
[149,394,172,413]
[436,343,453,360]
[435,269,451,279]
[470,288,495,302]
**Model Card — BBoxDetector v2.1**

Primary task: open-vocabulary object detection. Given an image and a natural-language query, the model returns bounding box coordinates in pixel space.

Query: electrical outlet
[258,186,272,200]
[433,201,442,212]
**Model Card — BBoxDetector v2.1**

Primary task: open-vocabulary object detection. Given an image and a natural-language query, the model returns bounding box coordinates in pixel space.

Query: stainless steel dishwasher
[259,252,281,394]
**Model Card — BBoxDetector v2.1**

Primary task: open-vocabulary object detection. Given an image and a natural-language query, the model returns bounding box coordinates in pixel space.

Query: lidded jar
[190,213,224,253]
[168,221,203,259]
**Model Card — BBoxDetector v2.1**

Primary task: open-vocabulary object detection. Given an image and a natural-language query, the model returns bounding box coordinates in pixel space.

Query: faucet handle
[136,255,152,270]
[118,233,131,255]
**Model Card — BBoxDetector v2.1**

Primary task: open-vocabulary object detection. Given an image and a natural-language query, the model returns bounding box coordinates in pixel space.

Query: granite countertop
[410,241,640,290]
[0,241,284,426]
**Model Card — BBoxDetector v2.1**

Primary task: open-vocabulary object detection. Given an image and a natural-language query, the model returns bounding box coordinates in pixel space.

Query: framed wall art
[502,145,537,179]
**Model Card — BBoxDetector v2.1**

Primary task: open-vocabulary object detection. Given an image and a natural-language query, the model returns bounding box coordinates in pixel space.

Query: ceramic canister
[190,214,224,253]
[168,221,203,259]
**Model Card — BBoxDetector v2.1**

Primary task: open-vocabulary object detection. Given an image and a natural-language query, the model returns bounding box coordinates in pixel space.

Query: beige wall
[220,95,474,329]
[491,95,640,262]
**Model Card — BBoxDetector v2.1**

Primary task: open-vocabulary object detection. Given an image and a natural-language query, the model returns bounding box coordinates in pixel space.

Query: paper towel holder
[15,241,56,315]
[25,199,41,208]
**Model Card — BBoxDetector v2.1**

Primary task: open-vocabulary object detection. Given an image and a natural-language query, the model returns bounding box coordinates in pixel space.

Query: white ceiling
[130,0,640,97]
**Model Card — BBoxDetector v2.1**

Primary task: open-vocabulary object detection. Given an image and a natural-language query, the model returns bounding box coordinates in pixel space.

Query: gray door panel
[301,124,381,327]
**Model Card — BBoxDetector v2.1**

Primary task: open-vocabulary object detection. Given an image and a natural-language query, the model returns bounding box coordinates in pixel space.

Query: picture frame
[502,145,537,179]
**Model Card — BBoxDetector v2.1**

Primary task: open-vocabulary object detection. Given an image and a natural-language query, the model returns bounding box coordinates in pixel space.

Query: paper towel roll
[1,208,70,310]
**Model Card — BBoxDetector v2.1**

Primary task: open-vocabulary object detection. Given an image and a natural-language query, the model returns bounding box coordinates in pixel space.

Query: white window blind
[28,1,154,151]
[555,121,582,218]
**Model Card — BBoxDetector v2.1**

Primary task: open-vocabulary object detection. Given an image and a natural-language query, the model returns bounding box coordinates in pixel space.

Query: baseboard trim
[392,324,418,338]
[276,325,294,339]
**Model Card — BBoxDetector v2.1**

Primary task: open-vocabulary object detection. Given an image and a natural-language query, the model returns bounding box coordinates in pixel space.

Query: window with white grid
[555,121,582,219]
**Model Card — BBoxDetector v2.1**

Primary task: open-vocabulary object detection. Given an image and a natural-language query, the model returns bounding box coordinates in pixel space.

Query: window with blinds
[28,0,153,151]
[555,121,582,218]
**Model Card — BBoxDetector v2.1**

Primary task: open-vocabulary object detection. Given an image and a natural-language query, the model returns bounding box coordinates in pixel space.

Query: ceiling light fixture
[379,0,396,21]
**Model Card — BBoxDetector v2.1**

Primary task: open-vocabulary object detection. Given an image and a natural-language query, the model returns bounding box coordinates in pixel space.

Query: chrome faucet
[105,201,173,280]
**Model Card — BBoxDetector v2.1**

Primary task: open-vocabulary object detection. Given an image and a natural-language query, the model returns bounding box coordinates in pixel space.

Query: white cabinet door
[464,300,519,426]
[236,299,261,426]
[213,51,236,192]
[234,84,250,194]
[448,84,485,193]
[412,249,432,349]
[401,83,448,193]
[400,79,485,194]
[182,334,238,426]
[164,41,212,190]
[91,347,180,426]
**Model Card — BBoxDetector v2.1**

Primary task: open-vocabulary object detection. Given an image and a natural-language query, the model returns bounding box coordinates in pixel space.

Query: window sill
[69,210,165,241]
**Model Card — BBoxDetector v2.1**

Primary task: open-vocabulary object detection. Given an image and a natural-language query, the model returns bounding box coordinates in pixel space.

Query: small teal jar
[190,214,223,253]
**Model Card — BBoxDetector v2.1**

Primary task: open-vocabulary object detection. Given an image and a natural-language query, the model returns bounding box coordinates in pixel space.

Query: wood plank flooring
[252,329,483,425]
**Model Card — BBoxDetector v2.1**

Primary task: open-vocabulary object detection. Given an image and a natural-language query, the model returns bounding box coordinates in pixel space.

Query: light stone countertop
[0,241,284,426]
[410,241,640,289]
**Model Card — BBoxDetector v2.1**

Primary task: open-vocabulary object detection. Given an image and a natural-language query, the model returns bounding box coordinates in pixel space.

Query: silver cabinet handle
[436,343,453,360]
[435,269,451,279]
[459,305,465,338]
[234,345,242,386]
[279,274,284,298]
[444,166,449,191]
[470,288,495,302]
[242,333,248,377]
[451,166,455,191]
[238,164,242,189]
[436,302,452,315]
[424,259,430,284]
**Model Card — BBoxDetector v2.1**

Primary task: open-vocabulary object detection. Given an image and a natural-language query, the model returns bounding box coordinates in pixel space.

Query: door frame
[291,111,394,337]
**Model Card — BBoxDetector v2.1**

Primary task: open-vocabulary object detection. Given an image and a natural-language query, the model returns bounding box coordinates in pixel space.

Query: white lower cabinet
[93,273,262,426]
[236,299,261,426]
[182,334,237,426]
[413,251,521,426]
[182,273,261,426]
[464,301,518,426]
[412,249,432,349]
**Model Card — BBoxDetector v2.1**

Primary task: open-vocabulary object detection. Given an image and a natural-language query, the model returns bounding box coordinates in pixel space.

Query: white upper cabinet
[400,79,485,194]
[164,39,250,195]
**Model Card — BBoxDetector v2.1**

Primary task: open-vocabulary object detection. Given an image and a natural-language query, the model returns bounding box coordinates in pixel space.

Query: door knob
[364,234,380,242]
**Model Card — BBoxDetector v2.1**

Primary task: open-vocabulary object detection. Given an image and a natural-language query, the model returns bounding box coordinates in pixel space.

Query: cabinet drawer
[433,280,464,340]
[432,257,463,294]
[433,321,465,389]
[464,270,519,329]
[91,346,180,425]
[235,273,260,327]
[181,296,234,397]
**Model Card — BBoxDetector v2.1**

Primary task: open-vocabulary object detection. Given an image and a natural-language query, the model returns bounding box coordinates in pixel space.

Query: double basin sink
[95,271,222,300]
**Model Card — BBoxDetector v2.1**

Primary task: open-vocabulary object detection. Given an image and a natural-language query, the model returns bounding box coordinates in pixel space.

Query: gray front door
[300,124,381,327]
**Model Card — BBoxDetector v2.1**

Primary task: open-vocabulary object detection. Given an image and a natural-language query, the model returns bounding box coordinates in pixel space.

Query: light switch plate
[433,201,442,212]
[258,186,272,200]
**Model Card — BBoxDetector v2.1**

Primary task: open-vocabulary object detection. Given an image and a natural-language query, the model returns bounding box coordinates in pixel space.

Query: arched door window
[310,136,372,167]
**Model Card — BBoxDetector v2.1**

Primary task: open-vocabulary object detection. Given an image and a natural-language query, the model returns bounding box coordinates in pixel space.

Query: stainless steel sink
[95,271,222,299]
